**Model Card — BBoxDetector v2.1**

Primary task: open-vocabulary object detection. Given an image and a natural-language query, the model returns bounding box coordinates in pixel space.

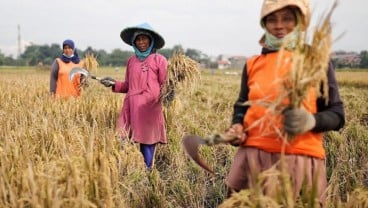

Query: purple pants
[140,144,156,168]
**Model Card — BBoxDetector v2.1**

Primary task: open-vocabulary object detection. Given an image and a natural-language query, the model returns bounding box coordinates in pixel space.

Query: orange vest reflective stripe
[244,51,325,159]
[55,58,83,98]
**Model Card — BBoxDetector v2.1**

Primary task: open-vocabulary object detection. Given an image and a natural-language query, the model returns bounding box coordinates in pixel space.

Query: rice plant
[0,66,367,207]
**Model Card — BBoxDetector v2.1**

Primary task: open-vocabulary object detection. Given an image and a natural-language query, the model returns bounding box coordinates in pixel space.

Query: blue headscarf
[131,32,155,61]
[61,39,80,64]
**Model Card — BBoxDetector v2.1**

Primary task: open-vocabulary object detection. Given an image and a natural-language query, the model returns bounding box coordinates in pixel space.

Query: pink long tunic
[112,53,167,144]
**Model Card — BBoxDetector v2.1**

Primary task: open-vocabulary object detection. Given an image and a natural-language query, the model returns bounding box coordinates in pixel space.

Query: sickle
[69,67,115,85]
[182,135,214,174]
[182,134,238,175]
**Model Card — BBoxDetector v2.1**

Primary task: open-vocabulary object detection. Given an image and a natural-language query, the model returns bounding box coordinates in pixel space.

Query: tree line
[1,43,368,69]
[0,44,217,68]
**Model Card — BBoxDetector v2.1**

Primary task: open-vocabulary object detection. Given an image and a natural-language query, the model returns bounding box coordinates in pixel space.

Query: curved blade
[69,67,90,81]
[182,135,214,174]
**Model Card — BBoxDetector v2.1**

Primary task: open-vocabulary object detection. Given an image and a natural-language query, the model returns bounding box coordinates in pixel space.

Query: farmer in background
[50,39,84,98]
[100,23,168,170]
[224,0,345,206]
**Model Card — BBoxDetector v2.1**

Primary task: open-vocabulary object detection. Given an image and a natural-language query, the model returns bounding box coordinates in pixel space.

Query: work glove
[283,108,316,135]
[100,77,115,87]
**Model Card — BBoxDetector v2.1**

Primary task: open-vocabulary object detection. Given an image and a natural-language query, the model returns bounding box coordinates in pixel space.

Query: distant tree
[21,45,42,65]
[359,50,368,68]
[185,48,202,62]
[49,43,62,59]
[3,56,16,66]
[217,54,224,61]
[173,45,184,53]
[158,48,173,59]
[0,50,4,65]
[159,45,185,59]
[107,49,133,66]
[21,44,61,65]
[40,44,60,64]
[83,46,99,56]
[95,49,109,66]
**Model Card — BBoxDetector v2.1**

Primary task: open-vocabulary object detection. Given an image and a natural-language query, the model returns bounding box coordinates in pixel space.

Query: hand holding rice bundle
[278,1,338,139]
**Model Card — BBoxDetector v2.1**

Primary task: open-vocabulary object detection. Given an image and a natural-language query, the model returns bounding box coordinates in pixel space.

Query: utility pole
[17,24,21,58]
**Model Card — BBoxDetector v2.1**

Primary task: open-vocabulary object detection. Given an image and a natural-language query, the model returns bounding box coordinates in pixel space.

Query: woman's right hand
[225,123,247,146]
[100,77,116,87]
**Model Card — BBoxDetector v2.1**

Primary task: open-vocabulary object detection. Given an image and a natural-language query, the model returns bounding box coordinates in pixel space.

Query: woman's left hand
[283,108,316,134]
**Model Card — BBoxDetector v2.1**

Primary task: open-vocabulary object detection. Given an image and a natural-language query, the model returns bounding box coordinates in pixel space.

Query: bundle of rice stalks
[160,52,201,106]
[80,53,99,89]
[276,2,338,140]
[280,2,338,109]
[83,53,99,72]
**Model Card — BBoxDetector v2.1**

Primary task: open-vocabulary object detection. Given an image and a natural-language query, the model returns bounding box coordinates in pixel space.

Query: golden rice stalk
[346,188,368,207]
[160,51,201,106]
[82,53,99,72]
[80,53,99,89]
[274,2,337,141]
[280,1,338,109]
[219,167,288,208]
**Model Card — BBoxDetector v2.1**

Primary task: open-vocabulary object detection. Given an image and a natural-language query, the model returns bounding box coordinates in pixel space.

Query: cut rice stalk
[277,1,338,140]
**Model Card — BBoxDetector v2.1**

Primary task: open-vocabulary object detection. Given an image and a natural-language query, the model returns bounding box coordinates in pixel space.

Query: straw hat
[120,23,165,49]
[260,0,310,30]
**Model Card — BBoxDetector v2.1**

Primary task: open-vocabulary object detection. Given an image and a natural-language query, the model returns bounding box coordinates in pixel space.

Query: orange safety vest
[55,58,83,98]
[243,51,325,159]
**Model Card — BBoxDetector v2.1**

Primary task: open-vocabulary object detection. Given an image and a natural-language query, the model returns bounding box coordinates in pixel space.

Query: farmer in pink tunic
[100,23,168,169]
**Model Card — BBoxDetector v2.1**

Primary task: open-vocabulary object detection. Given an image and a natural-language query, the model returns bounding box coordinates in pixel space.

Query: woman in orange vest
[224,0,345,206]
[50,39,84,98]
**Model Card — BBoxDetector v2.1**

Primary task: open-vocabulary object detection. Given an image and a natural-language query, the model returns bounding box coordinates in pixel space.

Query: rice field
[0,67,367,207]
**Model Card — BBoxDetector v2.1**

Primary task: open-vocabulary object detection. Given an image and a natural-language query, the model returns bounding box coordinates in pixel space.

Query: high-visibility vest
[243,50,324,159]
[55,58,83,98]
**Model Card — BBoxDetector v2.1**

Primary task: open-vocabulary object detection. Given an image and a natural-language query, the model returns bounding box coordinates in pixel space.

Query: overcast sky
[1,0,367,58]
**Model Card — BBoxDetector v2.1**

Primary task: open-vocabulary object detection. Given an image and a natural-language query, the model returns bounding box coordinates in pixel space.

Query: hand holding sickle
[182,124,246,174]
